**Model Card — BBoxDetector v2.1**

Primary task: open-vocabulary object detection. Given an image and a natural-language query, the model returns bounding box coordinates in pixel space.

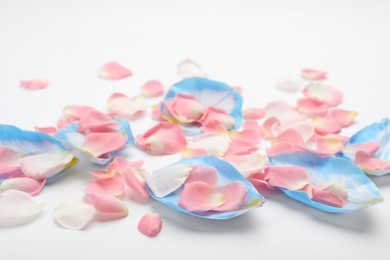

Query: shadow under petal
[369,175,390,187]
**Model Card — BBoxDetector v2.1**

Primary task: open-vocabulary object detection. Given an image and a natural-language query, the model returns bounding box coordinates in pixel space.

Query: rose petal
[85,193,128,220]
[274,129,304,145]
[177,58,207,78]
[315,134,347,155]
[343,141,380,157]
[78,109,119,134]
[85,177,125,197]
[266,142,298,156]
[264,166,308,190]
[0,146,23,180]
[225,140,258,156]
[0,177,46,195]
[303,83,343,107]
[164,93,205,123]
[0,190,46,227]
[262,117,282,139]
[137,213,162,237]
[265,100,306,125]
[224,152,268,178]
[312,117,341,134]
[135,122,187,155]
[329,109,358,128]
[274,77,305,92]
[83,132,127,158]
[230,129,261,145]
[242,108,265,120]
[141,80,165,98]
[311,182,348,207]
[98,61,132,80]
[123,167,150,200]
[107,93,147,120]
[34,126,57,135]
[19,80,48,90]
[213,181,247,212]
[54,202,96,230]
[186,133,230,157]
[301,69,327,81]
[296,98,328,117]
[63,105,96,121]
[178,181,225,212]
[200,107,235,130]
[184,165,218,187]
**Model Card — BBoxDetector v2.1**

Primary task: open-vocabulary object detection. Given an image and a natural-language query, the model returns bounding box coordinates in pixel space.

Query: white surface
[1,0,390,259]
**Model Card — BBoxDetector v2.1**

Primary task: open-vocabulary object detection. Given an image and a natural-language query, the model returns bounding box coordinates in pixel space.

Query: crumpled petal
[301,69,327,81]
[0,190,46,227]
[184,165,218,187]
[107,93,147,120]
[85,193,128,220]
[54,202,96,230]
[98,61,132,80]
[177,58,207,78]
[269,152,383,212]
[264,166,308,190]
[135,122,187,155]
[0,177,46,195]
[19,80,48,90]
[329,109,358,128]
[274,77,305,92]
[213,181,247,212]
[145,156,264,219]
[85,177,125,197]
[303,83,343,107]
[141,80,165,98]
[137,213,162,237]
[242,107,265,120]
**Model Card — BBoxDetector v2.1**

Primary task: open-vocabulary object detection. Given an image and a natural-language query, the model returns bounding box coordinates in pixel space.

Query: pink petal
[301,68,327,81]
[230,129,261,145]
[0,177,46,195]
[137,213,163,237]
[265,100,306,125]
[78,110,118,134]
[186,133,230,157]
[274,129,304,145]
[312,117,341,135]
[303,83,343,107]
[84,177,125,197]
[225,140,258,156]
[0,146,23,180]
[201,120,228,133]
[200,107,235,130]
[57,117,76,129]
[83,132,127,158]
[224,153,269,178]
[89,170,117,179]
[264,166,309,190]
[164,94,205,123]
[123,167,150,200]
[311,182,348,207]
[285,121,314,142]
[135,122,187,155]
[266,142,297,156]
[178,181,225,212]
[63,105,96,121]
[107,93,147,120]
[262,117,282,139]
[34,126,57,135]
[242,107,265,120]
[98,61,132,80]
[141,80,165,98]
[355,151,386,171]
[184,165,218,187]
[151,102,165,121]
[85,193,128,220]
[329,109,358,128]
[213,181,247,212]
[315,134,347,155]
[19,80,48,90]
[177,58,207,78]
[343,141,379,157]
[296,98,328,117]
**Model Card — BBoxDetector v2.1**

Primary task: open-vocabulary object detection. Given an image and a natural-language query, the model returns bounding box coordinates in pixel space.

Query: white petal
[54,202,96,230]
[177,58,207,78]
[141,164,192,197]
[187,133,230,157]
[274,77,305,92]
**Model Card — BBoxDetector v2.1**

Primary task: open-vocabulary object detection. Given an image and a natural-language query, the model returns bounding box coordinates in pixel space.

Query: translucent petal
[177,58,207,78]
[54,202,96,230]
[98,61,132,80]
[0,177,45,195]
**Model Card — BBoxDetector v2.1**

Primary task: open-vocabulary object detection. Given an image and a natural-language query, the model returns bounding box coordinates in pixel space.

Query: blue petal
[147,155,264,219]
[162,77,243,131]
[269,152,383,212]
[55,117,134,165]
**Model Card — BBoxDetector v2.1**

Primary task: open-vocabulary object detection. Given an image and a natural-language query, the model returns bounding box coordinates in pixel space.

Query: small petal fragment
[0,177,46,195]
[98,62,132,80]
[177,58,207,78]
[141,80,165,98]
[265,166,309,190]
[137,213,163,237]
[34,126,57,135]
[242,108,265,120]
[20,80,48,90]
[200,107,235,130]
[54,202,96,230]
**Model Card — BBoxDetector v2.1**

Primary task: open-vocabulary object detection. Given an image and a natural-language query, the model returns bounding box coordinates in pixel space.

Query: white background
[1,0,390,259]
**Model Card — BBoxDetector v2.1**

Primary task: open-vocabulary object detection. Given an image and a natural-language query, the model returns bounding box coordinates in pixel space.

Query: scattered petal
[85,193,128,220]
[264,166,309,190]
[98,61,132,80]
[224,153,269,178]
[301,69,327,81]
[177,58,207,78]
[312,117,341,134]
[213,181,247,212]
[311,182,348,207]
[184,165,218,187]
[19,80,48,90]
[78,109,119,134]
[242,107,265,120]
[329,109,358,128]
[108,93,147,120]
[186,133,230,157]
[123,167,150,200]
[303,83,343,107]
[0,177,46,195]
[137,213,162,237]
[83,132,127,158]
[164,93,205,123]
[200,107,235,130]
[141,80,165,98]
[85,177,125,197]
[296,98,328,117]
[54,202,96,230]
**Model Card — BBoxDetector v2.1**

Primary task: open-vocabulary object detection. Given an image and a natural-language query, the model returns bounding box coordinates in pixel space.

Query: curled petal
[201,107,235,130]
[262,117,282,139]
[85,193,128,220]
[329,109,358,128]
[0,177,46,195]
[296,98,328,117]
[242,107,265,120]
[303,83,343,107]
[124,167,150,200]
[85,177,125,197]
[274,77,305,92]
[184,165,218,187]
[213,181,247,212]
[54,202,96,230]
[98,61,132,80]
[108,93,147,120]
[224,153,269,178]
[301,69,327,81]
[312,117,341,134]
[177,58,207,78]
[141,80,165,98]
[0,190,46,227]
[225,140,258,156]
[264,166,308,190]
[135,122,187,155]
[19,80,48,90]
[311,182,348,207]
[137,213,163,237]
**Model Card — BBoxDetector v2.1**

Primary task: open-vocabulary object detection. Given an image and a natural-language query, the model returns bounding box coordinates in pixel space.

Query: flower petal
[186,133,230,157]
[265,100,306,125]
[78,109,119,134]
[54,202,96,230]
[264,166,308,190]
[184,165,218,187]
[85,177,125,197]
[135,122,187,155]
[301,68,327,81]
[137,213,163,237]
[85,193,128,220]
[303,83,343,107]
[34,126,57,135]
[315,134,347,155]
[177,58,207,78]
[19,80,48,90]
[274,129,304,145]
[274,77,305,92]
[329,109,358,128]
[312,117,341,134]
[164,93,205,123]
[0,146,23,180]
[123,167,150,200]
[0,177,46,195]
[224,152,268,178]
[107,93,147,120]
[83,132,127,158]
[311,182,348,207]
[242,107,265,120]
[229,129,262,145]
[0,190,46,227]
[98,61,132,80]
[200,107,235,130]
[63,105,96,121]
[213,181,247,212]
[141,80,165,98]
[178,181,225,212]
[296,98,328,117]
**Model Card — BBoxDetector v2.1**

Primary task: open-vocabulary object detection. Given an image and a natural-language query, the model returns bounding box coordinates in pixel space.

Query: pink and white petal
[109,156,144,175]
[248,172,277,191]
[83,132,127,158]
[98,62,132,80]
[311,182,348,207]
[137,213,163,237]
[264,166,309,190]
[165,94,205,122]
[274,77,305,92]
[225,140,258,156]
[78,109,119,134]
[0,146,23,179]
[213,181,247,212]
[0,177,46,195]
[184,165,218,187]
[224,153,269,178]
[123,168,149,200]
[151,102,165,121]
[274,129,304,145]
[230,129,261,145]
[57,117,76,129]
[177,58,207,78]
[243,120,262,132]
[54,202,96,230]
[296,98,328,117]
[178,181,225,212]
[19,80,48,90]
[34,126,57,135]
[107,92,128,104]
[63,105,96,121]
[108,95,147,120]
[262,117,282,139]
[355,151,382,171]
[285,121,314,142]
[187,133,230,157]
[135,122,187,155]
[312,117,342,135]
[0,190,46,227]
[141,80,165,98]
[89,169,116,179]
[265,100,306,125]
[181,147,208,158]
[200,107,235,130]
[301,68,327,81]
[329,109,358,128]
[85,193,128,220]
[315,135,347,155]
[141,164,192,197]
[243,108,265,120]
[266,142,298,157]
[84,177,125,197]
[343,141,379,157]
[303,83,343,107]
[19,151,75,180]
[201,120,228,133]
